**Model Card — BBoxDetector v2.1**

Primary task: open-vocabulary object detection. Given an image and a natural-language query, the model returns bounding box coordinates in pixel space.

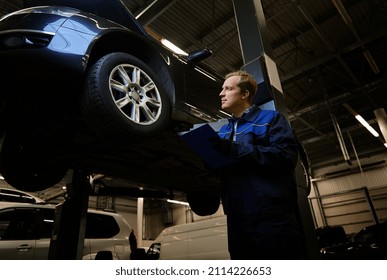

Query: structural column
[232,0,287,114]
[137,196,144,248]
[232,0,320,259]
[48,170,90,259]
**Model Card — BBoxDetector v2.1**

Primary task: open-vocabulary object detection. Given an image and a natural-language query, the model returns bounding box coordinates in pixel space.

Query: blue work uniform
[217,104,305,260]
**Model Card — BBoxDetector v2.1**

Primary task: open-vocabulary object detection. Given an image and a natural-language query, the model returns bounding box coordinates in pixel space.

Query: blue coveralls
[217,105,305,260]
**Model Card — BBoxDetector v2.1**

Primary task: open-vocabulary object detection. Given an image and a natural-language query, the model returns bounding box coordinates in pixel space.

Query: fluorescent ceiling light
[355,115,379,137]
[167,199,189,206]
[161,39,188,55]
[343,103,380,138]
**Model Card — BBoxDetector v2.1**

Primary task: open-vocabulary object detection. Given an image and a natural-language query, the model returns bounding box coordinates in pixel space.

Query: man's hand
[210,137,234,156]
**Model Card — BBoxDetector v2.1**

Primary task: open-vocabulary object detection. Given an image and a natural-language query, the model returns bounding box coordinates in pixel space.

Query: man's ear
[242,90,250,100]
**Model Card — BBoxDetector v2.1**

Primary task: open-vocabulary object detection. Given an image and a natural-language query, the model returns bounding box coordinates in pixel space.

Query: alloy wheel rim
[109,64,162,125]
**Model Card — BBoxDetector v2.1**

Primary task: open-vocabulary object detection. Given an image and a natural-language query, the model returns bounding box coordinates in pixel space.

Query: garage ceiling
[1,0,387,172]
[129,0,387,171]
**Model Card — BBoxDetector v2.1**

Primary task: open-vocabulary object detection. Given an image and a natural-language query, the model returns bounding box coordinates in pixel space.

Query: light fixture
[355,115,379,137]
[343,103,379,137]
[167,199,189,206]
[161,38,188,55]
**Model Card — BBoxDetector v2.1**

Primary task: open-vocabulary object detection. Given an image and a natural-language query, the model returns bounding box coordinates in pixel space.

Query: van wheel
[187,190,220,216]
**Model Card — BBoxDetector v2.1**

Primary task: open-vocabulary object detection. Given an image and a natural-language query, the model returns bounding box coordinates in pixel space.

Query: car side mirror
[145,242,160,260]
[187,48,213,63]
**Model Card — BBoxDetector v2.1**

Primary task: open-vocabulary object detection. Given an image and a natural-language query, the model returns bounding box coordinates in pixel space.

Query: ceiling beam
[135,0,178,26]
[280,29,387,83]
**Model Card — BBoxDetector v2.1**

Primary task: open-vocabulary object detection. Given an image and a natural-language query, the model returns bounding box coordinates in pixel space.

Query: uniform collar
[231,104,260,122]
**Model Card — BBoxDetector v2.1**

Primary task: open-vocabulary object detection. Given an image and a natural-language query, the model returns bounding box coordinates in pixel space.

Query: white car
[0,188,45,204]
[0,202,133,260]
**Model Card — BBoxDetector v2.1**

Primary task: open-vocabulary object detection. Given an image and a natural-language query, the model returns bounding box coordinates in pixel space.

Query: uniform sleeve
[233,112,299,170]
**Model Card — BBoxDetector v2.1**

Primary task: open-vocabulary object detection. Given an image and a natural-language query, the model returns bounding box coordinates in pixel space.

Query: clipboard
[180,123,236,169]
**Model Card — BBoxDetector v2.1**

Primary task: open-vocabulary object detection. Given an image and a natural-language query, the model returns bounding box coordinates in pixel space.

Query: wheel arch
[85,31,176,108]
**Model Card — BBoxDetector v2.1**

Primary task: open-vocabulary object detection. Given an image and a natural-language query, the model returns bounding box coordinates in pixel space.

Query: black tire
[0,133,67,192]
[187,190,220,216]
[82,52,171,139]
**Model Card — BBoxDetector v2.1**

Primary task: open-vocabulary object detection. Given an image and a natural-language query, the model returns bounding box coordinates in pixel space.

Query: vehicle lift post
[232,0,320,259]
[48,169,90,260]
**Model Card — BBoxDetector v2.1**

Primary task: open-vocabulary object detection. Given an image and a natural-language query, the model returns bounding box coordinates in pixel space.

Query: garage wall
[309,153,387,234]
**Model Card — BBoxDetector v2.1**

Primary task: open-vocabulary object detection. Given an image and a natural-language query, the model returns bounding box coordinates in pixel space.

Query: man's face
[219,75,246,115]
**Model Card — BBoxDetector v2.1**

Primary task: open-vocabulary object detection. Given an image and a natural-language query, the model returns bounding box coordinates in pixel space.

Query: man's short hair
[225,70,257,103]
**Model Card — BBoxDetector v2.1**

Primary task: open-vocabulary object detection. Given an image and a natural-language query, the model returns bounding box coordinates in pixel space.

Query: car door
[0,208,38,259]
[33,207,55,259]
[84,212,128,260]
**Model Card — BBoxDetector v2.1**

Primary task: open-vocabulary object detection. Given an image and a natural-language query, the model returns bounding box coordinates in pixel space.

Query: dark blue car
[0,1,227,215]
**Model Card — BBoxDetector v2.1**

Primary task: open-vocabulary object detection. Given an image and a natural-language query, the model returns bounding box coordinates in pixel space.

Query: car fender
[84,28,178,107]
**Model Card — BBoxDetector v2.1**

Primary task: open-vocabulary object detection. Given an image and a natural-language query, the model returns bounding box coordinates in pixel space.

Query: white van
[142,216,229,260]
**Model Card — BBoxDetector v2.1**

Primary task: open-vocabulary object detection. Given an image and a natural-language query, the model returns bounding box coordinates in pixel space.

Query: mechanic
[214,70,306,260]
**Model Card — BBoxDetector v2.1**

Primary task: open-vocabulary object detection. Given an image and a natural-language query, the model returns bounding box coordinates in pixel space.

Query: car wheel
[187,190,220,216]
[82,52,171,139]
[0,133,67,192]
